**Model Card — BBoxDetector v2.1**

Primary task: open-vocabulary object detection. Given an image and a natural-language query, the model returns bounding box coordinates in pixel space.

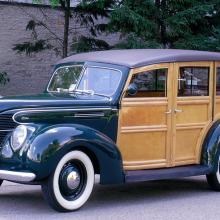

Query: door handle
[174,109,183,113]
[165,109,172,114]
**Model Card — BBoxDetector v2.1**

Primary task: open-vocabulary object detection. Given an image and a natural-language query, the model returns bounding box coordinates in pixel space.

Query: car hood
[0,92,113,114]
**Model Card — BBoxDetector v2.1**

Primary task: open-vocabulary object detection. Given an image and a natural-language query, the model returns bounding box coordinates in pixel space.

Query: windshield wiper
[53,88,111,100]
[69,89,111,100]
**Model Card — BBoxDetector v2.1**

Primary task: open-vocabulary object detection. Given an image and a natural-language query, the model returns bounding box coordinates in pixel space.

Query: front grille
[0,114,17,146]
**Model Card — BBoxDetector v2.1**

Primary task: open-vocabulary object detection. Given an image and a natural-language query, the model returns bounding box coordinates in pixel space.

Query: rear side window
[178,67,209,97]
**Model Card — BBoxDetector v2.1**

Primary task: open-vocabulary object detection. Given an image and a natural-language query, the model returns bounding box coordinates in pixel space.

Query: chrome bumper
[0,170,36,182]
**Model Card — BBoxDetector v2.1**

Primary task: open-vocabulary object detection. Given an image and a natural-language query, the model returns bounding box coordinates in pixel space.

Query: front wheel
[42,150,95,212]
[206,155,220,191]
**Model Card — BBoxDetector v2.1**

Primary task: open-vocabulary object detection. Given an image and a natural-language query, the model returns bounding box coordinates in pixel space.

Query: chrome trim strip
[74,113,105,118]
[12,107,116,124]
[3,106,117,114]
[0,170,36,182]
[0,129,13,132]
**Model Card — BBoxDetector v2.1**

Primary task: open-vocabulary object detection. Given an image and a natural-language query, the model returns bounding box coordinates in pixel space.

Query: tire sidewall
[52,150,94,211]
[216,155,220,183]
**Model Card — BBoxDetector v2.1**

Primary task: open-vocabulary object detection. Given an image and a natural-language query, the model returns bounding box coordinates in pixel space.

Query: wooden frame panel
[118,61,215,171]
[117,63,174,170]
[173,61,214,166]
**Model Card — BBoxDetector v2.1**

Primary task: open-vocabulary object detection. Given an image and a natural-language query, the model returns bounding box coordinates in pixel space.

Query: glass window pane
[216,68,220,96]
[48,65,83,92]
[178,67,209,97]
[126,68,168,98]
[77,67,122,96]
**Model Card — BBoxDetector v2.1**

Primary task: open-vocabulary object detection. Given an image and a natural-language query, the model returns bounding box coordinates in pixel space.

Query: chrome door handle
[165,109,172,114]
[174,109,183,113]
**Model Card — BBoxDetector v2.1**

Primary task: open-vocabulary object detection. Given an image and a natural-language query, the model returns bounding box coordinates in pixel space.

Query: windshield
[47,65,122,97]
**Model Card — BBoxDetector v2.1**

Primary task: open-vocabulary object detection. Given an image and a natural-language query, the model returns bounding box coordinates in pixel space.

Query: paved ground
[0,176,219,220]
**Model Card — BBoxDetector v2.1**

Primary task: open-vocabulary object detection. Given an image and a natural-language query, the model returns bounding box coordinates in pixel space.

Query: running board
[125,165,212,183]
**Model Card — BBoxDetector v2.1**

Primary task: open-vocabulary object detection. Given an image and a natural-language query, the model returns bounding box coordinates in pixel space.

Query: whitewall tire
[42,150,95,212]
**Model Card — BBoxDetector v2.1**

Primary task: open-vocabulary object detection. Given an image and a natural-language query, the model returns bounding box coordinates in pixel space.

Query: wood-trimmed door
[117,63,174,170]
[214,62,220,119]
[172,62,214,166]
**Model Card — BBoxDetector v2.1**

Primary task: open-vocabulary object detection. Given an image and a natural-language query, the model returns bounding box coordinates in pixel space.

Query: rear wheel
[206,155,220,191]
[42,150,95,212]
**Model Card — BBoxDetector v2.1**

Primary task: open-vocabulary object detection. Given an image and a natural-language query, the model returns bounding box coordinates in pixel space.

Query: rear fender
[201,120,220,173]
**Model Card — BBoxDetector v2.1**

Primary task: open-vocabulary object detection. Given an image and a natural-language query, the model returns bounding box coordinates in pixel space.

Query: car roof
[56,49,220,68]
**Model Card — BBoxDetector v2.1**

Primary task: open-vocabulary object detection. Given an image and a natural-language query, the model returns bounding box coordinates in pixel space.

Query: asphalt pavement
[0,176,219,220]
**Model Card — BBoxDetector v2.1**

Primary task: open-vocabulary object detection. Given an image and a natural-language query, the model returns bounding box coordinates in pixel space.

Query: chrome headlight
[11,125,28,151]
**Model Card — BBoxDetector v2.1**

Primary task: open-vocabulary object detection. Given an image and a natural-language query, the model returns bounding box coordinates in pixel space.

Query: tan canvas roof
[57,49,220,68]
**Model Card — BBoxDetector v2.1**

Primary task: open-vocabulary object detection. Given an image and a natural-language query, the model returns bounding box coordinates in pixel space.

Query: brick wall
[0,3,119,96]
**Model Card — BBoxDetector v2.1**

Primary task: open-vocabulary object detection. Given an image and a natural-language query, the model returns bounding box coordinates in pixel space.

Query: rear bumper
[0,170,36,182]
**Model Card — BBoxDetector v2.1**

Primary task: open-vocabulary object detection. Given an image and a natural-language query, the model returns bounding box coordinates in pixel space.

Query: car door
[172,62,214,166]
[117,63,174,170]
[214,62,220,120]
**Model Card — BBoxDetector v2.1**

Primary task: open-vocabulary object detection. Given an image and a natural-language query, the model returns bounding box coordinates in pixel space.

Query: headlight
[11,125,28,151]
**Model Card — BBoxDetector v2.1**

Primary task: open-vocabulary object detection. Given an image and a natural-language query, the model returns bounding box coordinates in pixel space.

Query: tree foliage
[109,0,220,51]
[13,0,220,57]
[13,0,114,57]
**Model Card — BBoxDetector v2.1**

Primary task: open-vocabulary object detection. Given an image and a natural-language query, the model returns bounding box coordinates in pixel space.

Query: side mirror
[127,83,138,96]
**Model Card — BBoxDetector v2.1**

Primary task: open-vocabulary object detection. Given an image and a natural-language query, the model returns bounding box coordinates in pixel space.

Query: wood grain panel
[120,131,167,162]
[117,63,173,170]
[121,105,167,127]
[175,128,202,162]
[176,102,209,124]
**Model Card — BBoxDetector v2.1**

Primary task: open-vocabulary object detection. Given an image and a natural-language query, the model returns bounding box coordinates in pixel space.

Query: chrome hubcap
[59,160,87,200]
[67,171,81,190]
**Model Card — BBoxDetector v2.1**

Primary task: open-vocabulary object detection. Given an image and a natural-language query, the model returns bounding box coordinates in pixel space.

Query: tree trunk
[63,0,70,58]
[160,0,167,47]
[155,0,167,48]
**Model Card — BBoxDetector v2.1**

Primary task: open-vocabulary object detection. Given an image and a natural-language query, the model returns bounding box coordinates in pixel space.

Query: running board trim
[125,165,212,183]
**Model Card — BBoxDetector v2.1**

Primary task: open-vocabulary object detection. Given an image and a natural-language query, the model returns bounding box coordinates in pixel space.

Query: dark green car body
[0,62,128,185]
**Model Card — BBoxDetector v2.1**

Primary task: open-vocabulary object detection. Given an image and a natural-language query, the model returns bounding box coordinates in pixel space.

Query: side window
[126,68,168,98]
[178,67,209,97]
[216,67,220,96]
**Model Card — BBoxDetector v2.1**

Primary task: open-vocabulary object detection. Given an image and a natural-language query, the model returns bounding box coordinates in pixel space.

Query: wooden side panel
[121,102,167,127]
[173,62,214,166]
[119,99,169,169]
[176,100,209,124]
[117,63,173,170]
[215,98,220,115]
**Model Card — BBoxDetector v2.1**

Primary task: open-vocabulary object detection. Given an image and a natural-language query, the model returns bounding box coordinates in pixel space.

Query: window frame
[47,64,123,97]
[174,61,213,101]
[177,66,210,97]
[122,63,171,100]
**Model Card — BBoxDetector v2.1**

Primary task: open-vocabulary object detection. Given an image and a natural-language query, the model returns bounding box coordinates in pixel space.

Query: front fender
[25,124,124,184]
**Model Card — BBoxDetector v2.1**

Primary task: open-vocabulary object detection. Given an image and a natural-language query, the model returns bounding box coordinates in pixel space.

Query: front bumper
[0,170,36,182]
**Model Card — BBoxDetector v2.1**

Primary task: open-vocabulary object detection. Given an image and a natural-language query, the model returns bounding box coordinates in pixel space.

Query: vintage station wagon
[1,49,220,211]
